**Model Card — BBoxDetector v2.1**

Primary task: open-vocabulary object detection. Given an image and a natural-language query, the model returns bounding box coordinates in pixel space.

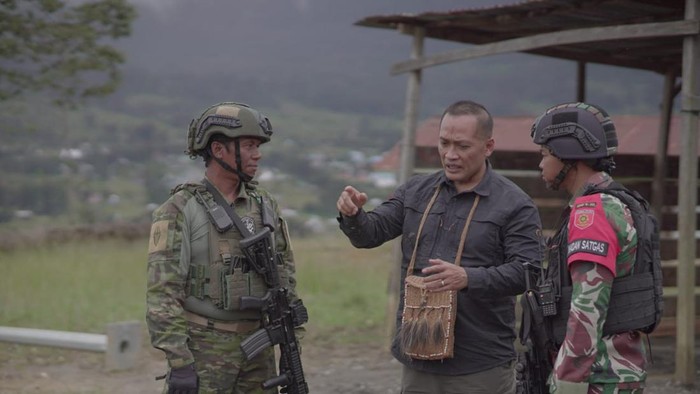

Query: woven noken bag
[399,187,480,360]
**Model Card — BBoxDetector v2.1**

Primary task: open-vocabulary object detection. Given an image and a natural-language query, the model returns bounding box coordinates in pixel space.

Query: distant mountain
[113,0,664,118]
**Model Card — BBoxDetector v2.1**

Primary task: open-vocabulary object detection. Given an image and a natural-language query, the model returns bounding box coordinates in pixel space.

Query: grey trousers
[401,361,516,394]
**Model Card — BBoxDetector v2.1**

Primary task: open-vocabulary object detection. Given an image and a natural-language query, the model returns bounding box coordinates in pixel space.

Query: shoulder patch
[241,216,256,234]
[574,209,595,230]
[148,220,169,253]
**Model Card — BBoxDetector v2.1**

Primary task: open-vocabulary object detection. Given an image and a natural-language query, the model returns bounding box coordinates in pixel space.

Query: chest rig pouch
[183,181,288,321]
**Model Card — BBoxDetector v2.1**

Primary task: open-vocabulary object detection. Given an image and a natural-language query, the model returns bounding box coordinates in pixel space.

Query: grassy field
[0,230,395,345]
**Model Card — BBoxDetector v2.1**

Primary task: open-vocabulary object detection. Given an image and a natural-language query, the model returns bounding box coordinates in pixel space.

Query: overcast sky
[114,0,664,117]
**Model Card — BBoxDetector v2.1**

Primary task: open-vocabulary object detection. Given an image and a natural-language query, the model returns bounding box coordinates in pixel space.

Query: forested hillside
[1,0,667,230]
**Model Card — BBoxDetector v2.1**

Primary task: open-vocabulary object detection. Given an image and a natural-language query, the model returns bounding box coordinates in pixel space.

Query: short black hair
[440,100,493,139]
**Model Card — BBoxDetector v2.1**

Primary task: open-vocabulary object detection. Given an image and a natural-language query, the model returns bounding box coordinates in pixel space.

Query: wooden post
[397,25,425,186]
[386,26,425,341]
[675,0,699,386]
[652,70,678,225]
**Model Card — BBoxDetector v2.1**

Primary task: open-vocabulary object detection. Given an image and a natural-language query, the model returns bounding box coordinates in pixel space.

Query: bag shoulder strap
[454,194,480,265]
[405,187,481,275]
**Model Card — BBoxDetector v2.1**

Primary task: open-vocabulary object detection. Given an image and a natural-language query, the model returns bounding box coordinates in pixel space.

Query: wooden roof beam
[391,20,699,74]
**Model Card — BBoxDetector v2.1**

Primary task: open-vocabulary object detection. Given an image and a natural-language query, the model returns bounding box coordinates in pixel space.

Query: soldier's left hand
[422,258,468,291]
[166,364,198,394]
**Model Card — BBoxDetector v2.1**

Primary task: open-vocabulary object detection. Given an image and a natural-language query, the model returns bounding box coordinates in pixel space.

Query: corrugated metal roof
[356,0,686,73]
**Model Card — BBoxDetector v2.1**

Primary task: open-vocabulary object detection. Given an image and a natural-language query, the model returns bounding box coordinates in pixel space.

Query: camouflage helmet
[186,102,273,157]
[530,102,617,160]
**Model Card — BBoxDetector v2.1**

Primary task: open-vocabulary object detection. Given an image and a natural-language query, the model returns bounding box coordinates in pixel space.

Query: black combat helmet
[530,102,618,160]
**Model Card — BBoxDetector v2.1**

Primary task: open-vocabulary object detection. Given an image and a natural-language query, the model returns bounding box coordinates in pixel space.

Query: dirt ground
[1,336,698,394]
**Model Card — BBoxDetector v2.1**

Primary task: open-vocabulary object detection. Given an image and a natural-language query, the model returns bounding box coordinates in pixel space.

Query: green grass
[294,230,395,343]
[0,231,395,345]
[0,238,150,333]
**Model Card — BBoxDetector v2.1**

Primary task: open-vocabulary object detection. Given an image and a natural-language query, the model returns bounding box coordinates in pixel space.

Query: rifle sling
[203,179,254,238]
[520,292,534,344]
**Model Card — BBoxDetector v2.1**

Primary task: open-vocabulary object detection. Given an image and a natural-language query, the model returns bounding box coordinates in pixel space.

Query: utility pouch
[222,272,245,311]
[222,256,267,310]
[400,276,458,360]
[222,256,247,310]
[208,204,233,233]
[195,189,233,233]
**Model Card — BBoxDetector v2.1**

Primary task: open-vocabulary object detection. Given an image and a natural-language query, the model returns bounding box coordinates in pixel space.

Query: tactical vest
[545,182,663,346]
[179,183,290,321]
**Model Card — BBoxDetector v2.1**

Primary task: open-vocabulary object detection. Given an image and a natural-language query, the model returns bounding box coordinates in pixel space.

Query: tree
[0,0,136,105]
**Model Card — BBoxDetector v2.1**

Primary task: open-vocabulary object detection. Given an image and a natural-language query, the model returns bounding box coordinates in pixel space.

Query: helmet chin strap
[210,139,253,183]
[549,161,573,191]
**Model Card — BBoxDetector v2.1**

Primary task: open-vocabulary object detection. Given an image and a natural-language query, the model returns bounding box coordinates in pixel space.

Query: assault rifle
[516,345,546,394]
[516,263,554,394]
[239,227,309,394]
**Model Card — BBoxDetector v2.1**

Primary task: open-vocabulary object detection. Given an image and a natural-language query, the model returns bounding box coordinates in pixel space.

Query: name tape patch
[568,238,609,257]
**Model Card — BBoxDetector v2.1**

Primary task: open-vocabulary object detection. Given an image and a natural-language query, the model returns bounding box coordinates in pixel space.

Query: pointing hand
[337,185,368,217]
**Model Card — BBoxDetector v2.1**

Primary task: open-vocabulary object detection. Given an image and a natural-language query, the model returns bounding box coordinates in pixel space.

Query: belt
[183,310,260,333]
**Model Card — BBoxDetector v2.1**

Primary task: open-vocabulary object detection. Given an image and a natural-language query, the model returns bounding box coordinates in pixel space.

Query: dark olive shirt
[339,162,542,375]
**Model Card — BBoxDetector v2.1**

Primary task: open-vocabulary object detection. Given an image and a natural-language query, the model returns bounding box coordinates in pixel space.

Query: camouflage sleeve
[551,261,614,388]
[277,216,298,299]
[145,192,195,368]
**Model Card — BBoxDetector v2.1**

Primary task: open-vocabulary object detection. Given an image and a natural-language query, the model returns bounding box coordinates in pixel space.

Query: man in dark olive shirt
[336,100,542,394]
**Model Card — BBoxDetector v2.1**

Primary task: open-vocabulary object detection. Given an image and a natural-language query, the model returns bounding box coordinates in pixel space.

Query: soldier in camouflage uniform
[530,102,647,394]
[146,102,300,394]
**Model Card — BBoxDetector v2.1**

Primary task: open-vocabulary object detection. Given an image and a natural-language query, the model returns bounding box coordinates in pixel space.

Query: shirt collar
[203,176,249,204]
[440,159,493,197]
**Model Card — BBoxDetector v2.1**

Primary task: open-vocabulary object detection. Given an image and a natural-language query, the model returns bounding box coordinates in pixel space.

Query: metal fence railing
[0,320,141,371]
